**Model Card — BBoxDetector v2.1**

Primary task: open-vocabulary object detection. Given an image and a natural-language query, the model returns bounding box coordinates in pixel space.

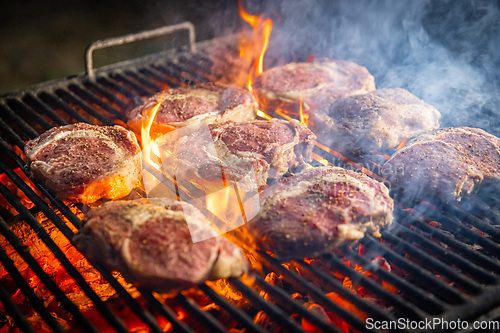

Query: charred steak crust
[244,166,394,259]
[24,123,142,204]
[73,199,248,292]
[383,127,500,202]
[169,119,316,191]
[127,82,258,137]
[252,60,375,113]
[309,88,441,154]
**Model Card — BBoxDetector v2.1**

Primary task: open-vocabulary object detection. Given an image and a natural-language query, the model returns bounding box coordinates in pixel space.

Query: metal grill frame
[0,25,500,333]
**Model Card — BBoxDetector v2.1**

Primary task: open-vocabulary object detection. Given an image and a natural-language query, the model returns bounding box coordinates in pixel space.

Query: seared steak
[309,88,441,155]
[383,127,500,203]
[244,166,393,259]
[24,123,142,204]
[252,60,375,114]
[73,199,248,292]
[127,82,257,138]
[164,119,316,191]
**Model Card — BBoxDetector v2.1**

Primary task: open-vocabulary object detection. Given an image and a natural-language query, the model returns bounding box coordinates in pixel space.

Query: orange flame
[237,0,273,91]
[141,90,166,170]
[396,137,407,151]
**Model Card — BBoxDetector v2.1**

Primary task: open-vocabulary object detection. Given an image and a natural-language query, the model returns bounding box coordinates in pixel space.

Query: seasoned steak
[383,127,500,203]
[165,119,316,191]
[252,60,375,114]
[73,199,248,292]
[244,166,393,259]
[127,82,257,138]
[24,123,142,204]
[309,88,441,155]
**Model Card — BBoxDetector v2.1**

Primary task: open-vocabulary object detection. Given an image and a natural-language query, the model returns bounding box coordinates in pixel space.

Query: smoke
[260,0,500,133]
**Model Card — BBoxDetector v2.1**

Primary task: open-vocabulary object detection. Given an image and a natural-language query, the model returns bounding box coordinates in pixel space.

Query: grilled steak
[383,127,500,203]
[163,119,316,191]
[309,88,441,155]
[243,166,393,259]
[24,123,142,204]
[73,199,248,292]
[127,82,257,138]
[252,60,375,114]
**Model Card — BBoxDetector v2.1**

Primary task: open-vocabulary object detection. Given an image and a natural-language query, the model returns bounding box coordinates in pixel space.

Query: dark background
[1,0,499,131]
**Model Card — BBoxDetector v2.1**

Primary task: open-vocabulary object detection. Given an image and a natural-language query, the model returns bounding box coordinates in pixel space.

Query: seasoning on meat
[127,82,258,138]
[383,126,500,203]
[252,59,375,114]
[73,198,249,292]
[24,123,142,204]
[243,166,394,259]
[164,119,316,191]
[309,88,441,155]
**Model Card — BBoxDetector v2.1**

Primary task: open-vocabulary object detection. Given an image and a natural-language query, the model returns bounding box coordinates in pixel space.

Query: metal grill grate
[0,29,500,333]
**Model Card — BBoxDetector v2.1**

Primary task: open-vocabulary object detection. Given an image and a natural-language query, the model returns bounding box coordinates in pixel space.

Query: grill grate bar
[393,219,497,284]
[460,197,500,225]
[258,252,377,332]
[109,72,156,97]
[0,181,130,332]
[448,204,500,241]
[0,280,36,333]
[124,70,163,92]
[82,81,131,111]
[96,76,141,106]
[38,92,91,125]
[6,99,55,131]
[251,273,344,333]
[54,88,115,126]
[139,290,194,333]
[0,245,67,333]
[229,278,305,333]
[68,83,128,122]
[381,229,483,294]
[0,103,39,140]
[321,252,426,320]
[199,283,268,333]
[336,244,446,314]
[174,293,228,333]
[138,67,178,89]
[361,235,465,305]
[0,216,99,332]
[22,94,69,126]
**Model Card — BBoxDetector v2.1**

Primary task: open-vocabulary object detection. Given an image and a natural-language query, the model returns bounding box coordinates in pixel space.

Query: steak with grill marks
[252,60,375,114]
[24,123,142,204]
[243,166,393,259]
[127,82,257,139]
[73,199,249,292]
[165,119,316,191]
[309,88,441,155]
[383,127,500,203]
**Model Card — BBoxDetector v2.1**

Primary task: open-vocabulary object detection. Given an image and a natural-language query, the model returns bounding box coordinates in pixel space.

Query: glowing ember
[396,137,407,151]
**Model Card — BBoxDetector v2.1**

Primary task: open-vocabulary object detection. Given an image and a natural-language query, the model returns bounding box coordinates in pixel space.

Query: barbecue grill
[1,18,500,333]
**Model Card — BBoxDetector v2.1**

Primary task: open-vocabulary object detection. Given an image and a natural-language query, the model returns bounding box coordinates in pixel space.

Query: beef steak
[127,82,257,139]
[309,88,441,155]
[24,123,142,204]
[252,60,375,114]
[243,166,394,259]
[164,119,316,191]
[73,199,248,291]
[383,127,500,203]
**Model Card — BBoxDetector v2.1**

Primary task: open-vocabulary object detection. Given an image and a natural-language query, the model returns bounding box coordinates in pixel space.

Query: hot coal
[383,126,500,203]
[73,198,248,292]
[24,123,142,204]
[243,166,393,259]
[309,88,441,155]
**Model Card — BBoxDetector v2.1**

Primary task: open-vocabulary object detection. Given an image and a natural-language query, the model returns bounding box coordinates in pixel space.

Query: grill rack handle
[85,21,196,80]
